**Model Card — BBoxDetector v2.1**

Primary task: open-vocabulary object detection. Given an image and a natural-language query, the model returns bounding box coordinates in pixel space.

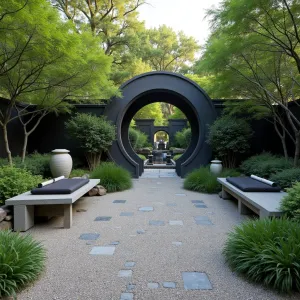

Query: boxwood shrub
[0,230,46,297]
[90,162,132,193]
[270,168,300,189]
[223,218,300,293]
[280,182,300,221]
[183,167,240,193]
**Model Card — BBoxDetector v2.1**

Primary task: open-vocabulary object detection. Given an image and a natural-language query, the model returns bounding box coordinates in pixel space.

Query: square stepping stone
[182,272,212,290]
[120,293,133,300]
[167,203,177,207]
[139,206,154,212]
[120,212,134,216]
[118,270,132,277]
[163,282,176,288]
[89,246,115,255]
[175,193,186,196]
[126,284,136,291]
[194,204,207,208]
[94,216,112,221]
[191,200,204,203]
[125,261,136,268]
[113,200,126,203]
[169,220,183,226]
[148,282,159,289]
[172,241,182,246]
[194,216,213,225]
[79,233,100,240]
[137,229,146,234]
[149,220,165,226]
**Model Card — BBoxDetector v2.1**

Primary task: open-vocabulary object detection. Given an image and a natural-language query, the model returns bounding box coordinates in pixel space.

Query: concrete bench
[217,178,285,218]
[5,179,100,231]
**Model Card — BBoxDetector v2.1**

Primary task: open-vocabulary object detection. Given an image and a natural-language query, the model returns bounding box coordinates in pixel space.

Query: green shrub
[174,128,191,148]
[240,153,293,178]
[0,153,51,177]
[207,116,252,168]
[270,168,300,189]
[173,154,182,161]
[138,154,147,160]
[70,169,88,178]
[129,128,148,150]
[280,182,300,221]
[65,113,116,170]
[223,218,300,293]
[184,167,240,193]
[0,166,43,205]
[90,162,132,193]
[0,230,46,297]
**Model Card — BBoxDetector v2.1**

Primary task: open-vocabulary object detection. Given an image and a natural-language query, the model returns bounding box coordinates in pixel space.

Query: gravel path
[18,169,299,300]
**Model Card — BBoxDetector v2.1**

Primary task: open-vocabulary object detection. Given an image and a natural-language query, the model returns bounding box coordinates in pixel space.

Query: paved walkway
[19,170,298,300]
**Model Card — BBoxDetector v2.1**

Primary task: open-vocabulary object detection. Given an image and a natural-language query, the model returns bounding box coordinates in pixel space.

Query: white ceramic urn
[210,159,223,175]
[49,149,73,178]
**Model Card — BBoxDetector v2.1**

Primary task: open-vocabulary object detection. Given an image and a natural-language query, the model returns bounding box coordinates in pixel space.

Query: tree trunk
[21,133,29,163]
[294,134,300,167]
[280,136,288,160]
[2,124,12,166]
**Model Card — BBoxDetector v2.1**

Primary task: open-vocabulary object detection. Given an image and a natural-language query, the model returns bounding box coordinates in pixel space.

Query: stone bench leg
[14,205,34,232]
[238,200,252,215]
[221,187,231,200]
[259,209,270,219]
[64,204,72,228]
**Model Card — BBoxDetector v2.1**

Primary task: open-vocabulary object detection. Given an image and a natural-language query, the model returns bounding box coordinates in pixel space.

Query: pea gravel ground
[17,169,299,300]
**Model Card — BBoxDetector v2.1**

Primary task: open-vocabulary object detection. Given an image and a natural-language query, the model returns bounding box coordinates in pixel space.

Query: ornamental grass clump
[223,218,300,293]
[90,162,132,193]
[0,230,46,297]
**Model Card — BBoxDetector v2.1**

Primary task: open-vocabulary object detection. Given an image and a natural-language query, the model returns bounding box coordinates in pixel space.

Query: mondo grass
[183,167,240,193]
[90,162,132,193]
[0,230,46,297]
[223,218,300,293]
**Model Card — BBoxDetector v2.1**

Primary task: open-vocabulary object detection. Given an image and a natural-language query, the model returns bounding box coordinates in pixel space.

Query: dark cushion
[226,177,281,192]
[31,179,90,195]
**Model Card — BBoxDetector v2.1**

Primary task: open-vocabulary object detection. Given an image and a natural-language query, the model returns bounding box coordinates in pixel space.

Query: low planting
[280,182,300,221]
[174,128,191,149]
[0,166,43,205]
[270,168,300,189]
[183,167,240,193]
[240,153,292,178]
[0,230,46,297]
[138,154,147,160]
[129,128,149,150]
[90,162,132,193]
[69,169,88,178]
[223,218,300,293]
[173,154,182,161]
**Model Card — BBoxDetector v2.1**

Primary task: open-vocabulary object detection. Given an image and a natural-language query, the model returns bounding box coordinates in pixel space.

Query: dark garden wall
[0,98,297,168]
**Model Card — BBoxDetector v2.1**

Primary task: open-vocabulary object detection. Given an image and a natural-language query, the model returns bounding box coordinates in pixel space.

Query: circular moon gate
[104,71,217,178]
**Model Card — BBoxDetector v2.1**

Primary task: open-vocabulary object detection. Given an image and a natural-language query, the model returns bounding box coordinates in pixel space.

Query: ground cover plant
[69,169,88,178]
[90,162,132,193]
[0,230,46,297]
[0,166,43,205]
[280,182,300,221]
[183,167,240,193]
[240,153,293,178]
[173,154,182,161]
[138,154,147,160]
[223,218,300,293]
[270,168,300,189]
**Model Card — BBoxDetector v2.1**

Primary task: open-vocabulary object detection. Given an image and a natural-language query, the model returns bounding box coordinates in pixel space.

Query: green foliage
[184,167,240,194]
[240,153,293,178]
[174,128,191,149]
[0,153,51,177]
[134,103,165,126]
[207,116,252,168]
[90,162,132,193]
[173,154,182,161]
[168,106,186,120]
[138,154,146,161]
[0,230,46,297]
[129,128,149,150]
[0,166,43,205]
[280,182,300,221]
[69,169,88,178]
[270,168,300,189]
[65,113,116,170]
[223,218,300,293]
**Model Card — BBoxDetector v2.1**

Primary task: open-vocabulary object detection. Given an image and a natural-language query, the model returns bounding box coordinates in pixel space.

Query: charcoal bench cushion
[31,179,90,195]
[226,177,281,192]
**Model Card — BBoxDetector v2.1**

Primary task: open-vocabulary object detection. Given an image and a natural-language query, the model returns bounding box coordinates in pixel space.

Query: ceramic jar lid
[211,159,222,164]
[51,149,70,153]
